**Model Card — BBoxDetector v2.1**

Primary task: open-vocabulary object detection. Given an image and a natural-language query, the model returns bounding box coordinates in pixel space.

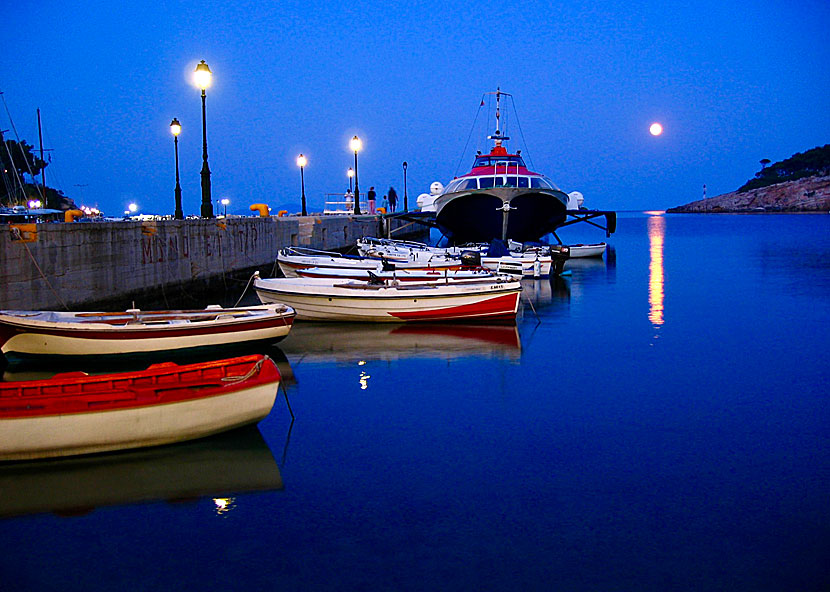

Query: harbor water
[1,212,828,590]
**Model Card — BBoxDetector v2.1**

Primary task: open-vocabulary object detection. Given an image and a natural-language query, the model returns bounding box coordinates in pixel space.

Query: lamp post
[297,154,307,215]
[350,135,362,215]
[220,198,229,217]
[194,60,214,218]
[170,118,183,219]
[402,161,408,211]
[347,167,354,193]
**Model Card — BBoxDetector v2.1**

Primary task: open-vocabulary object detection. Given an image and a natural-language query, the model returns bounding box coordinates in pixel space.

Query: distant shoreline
[667,174,830,213]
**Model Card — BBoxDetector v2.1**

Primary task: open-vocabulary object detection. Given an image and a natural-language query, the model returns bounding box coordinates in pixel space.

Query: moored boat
[254,276,522,322]
[566,242,607,258]
[356,236,567,277]
[276,246,460,278]
[0,354,280,461]
[0,304,295,360]
[296,266,496,283]
[432,89,570,244]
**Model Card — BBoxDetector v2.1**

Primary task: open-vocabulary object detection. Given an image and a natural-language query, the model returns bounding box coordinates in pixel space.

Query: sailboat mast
[37,108,46,204]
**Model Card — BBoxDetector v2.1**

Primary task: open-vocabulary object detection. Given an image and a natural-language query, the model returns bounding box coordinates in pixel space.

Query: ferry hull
[434,188,569,244]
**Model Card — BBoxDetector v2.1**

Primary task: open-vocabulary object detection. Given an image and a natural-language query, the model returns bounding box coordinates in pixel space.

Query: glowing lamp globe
[297,154,307,168]
[169,118,181,136]
[649,122,664,136]
[350,136,362,153]
[194,60,212,90]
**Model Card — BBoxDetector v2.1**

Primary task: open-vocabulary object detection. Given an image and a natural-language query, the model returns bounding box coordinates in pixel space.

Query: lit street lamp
[297,154,307,215]
[350,135,362,215]
[220,198,229,217]
[194,60,214,218]
[347,167,354,194]
[402,161,408,211]
[170,118,183,219]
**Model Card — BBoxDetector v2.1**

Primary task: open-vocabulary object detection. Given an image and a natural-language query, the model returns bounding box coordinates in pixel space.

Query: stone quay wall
[0,215,428,310]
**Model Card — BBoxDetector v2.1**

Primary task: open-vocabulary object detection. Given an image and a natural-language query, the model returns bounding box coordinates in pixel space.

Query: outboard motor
[460,251,482,268]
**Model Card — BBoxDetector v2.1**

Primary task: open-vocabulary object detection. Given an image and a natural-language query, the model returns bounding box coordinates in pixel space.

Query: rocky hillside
[668,174,830,213]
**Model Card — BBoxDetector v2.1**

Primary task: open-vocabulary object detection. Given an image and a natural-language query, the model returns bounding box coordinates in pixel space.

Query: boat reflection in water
[279,321,522,364]
[647,213,666,328]
[0,425,282,520]
[520,249,616,313]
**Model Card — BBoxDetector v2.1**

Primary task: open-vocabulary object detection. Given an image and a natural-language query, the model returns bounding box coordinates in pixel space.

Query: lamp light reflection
[648,214,666,328]
[213,497,236,515]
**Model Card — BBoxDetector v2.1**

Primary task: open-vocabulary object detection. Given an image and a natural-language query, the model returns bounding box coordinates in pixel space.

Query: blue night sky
[2,0,828,216]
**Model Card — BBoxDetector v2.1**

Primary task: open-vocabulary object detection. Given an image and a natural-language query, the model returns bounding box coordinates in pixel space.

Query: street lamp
[350,135,362,215]
[347,167,354,193]
[220,198,229,217]
[170,118,183,219]
[194,60,213,218]
[402,161,408,211]
[297,154,307,215]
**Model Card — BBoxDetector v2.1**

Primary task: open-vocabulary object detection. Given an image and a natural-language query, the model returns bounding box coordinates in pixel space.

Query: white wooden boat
[566,242,607,258]
[276,246,461,278]
[356,237,559,277]
[255,276,522,322]
[0,354,280,461]
[296,266,496,283]
[0,304,295,359]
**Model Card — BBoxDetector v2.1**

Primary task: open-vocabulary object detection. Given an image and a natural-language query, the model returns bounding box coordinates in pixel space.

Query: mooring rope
[17,233,70,311]
[221,355,269,383]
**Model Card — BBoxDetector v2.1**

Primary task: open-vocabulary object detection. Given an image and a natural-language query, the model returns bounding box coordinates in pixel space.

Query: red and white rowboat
[254,276,521,322]
[0,354,280,461]
[0,304,295,359]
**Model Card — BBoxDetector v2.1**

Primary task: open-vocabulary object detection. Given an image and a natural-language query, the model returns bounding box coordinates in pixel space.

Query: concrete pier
[0,215,428,310]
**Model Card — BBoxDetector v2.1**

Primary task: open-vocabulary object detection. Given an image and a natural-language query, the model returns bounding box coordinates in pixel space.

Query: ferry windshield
[473,155,526,168]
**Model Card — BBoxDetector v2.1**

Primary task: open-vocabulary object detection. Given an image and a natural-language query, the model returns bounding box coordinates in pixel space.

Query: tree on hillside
[738,145,830,192]
[760,158,771,169]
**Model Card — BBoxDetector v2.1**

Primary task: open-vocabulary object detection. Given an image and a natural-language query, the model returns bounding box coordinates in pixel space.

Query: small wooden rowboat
[566,242,607,258]
[356,237,561,277]
[0,354,280,461]
[295,266,497,283]
[276,247,461,278]
[255,276,522,322]
[0,304,295,359]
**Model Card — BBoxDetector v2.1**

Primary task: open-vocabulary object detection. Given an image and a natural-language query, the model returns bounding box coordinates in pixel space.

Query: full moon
[649,122,664,136]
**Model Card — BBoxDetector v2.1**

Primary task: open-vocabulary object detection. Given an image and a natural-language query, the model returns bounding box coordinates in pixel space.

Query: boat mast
[487,88,510,148]
[37,108,46,206]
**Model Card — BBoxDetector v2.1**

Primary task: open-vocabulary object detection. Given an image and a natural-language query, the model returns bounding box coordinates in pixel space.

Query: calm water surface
[2,213,828,591]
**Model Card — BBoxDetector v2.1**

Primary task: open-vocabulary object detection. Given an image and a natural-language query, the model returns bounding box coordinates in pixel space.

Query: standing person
[344,189,354,212]
[388,187,398,213]
[367,186,377,214]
